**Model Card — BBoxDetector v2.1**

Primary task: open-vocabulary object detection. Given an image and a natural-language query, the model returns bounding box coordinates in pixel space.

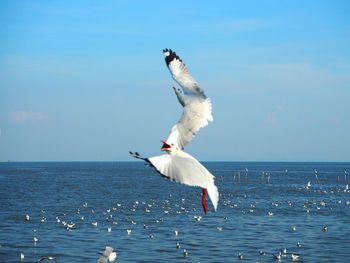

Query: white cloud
[11,111,48,124]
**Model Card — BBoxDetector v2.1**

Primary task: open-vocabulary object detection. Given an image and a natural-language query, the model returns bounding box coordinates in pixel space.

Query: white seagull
[97,246,117,263]
[163,49,213,150]
[130,49,218,214]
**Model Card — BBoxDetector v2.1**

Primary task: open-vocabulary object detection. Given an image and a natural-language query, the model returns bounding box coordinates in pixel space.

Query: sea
[0,161,349,263]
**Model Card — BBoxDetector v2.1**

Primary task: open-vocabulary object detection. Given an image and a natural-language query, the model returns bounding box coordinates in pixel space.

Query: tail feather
[207,183,219,211]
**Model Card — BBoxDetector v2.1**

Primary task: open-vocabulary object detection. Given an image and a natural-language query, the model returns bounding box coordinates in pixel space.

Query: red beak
[161,140,171,150]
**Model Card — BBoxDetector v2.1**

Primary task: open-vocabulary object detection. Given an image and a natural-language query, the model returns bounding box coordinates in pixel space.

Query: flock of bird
[18,180,349,262]
[130,49,218,215]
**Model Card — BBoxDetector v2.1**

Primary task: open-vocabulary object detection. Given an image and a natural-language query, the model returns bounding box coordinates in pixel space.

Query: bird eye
[171,144,174,146]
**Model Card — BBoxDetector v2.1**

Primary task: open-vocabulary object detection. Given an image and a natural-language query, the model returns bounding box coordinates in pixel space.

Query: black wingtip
[163,49,182,66]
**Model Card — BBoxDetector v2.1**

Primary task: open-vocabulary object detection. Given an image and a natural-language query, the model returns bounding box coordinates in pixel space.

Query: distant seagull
[273,252,282,261]
[92,222,98,227]
[183,249,188,257]
[126,229,132,235]
[130,49,218,214]
[238,253,243,260]
[297,241,302,247]
[323,226,328,231]
[176,242,181,249]
[149,234,154,239]
[36,256,57,262]
[306,181,311,189]
[20,252,24,260]
[25,214,30,221]
[282,248,287,257]
[174,230,178,236]
[291,253,300,261]
[98,246,117,263]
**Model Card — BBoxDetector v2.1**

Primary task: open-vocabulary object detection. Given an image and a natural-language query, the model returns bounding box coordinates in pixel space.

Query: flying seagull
[97,246,117,263]
[163,49,213,150]
[130,49,218,214]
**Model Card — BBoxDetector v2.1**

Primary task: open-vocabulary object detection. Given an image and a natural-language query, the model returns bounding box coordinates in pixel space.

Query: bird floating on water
[291,253,300,261]
[183,249,188,257]
[130,49,218,214]
[273,252,282,261]
[36,256,58,262]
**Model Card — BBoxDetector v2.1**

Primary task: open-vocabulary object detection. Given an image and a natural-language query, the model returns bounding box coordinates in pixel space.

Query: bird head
[173,87,182,94]
[173,87,185,107]
[161,140,172,151]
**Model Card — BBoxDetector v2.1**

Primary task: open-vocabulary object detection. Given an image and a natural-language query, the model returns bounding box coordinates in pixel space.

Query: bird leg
[202,188,207,214]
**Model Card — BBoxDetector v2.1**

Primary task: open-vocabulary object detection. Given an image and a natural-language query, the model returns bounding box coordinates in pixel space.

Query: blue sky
[1,0,349,162]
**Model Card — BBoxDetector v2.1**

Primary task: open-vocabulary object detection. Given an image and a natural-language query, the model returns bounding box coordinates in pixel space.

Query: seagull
[291,253,300,261]
[98,246,117,263]
[36,256,58,262]
[183,249,188,257]
[273,252,282,261]
[162,49,213,150]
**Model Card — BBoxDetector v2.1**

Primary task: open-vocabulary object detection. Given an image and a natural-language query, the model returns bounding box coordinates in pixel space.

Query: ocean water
[0,161,349,263]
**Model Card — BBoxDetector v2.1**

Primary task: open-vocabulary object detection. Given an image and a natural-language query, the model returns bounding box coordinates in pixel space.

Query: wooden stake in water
[315,169,319,184]
[338,175,340,185]
[233,172,236,184]
[238,171,240,184]
[261,172,264,184]
[221,175,224,184]
[345,171,347,184]
[267,173,270,184]
[245,168,248,185]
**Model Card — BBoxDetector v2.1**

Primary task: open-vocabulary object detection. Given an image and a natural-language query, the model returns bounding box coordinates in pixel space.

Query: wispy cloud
[11,111,48,124]
[265,114,277,124]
